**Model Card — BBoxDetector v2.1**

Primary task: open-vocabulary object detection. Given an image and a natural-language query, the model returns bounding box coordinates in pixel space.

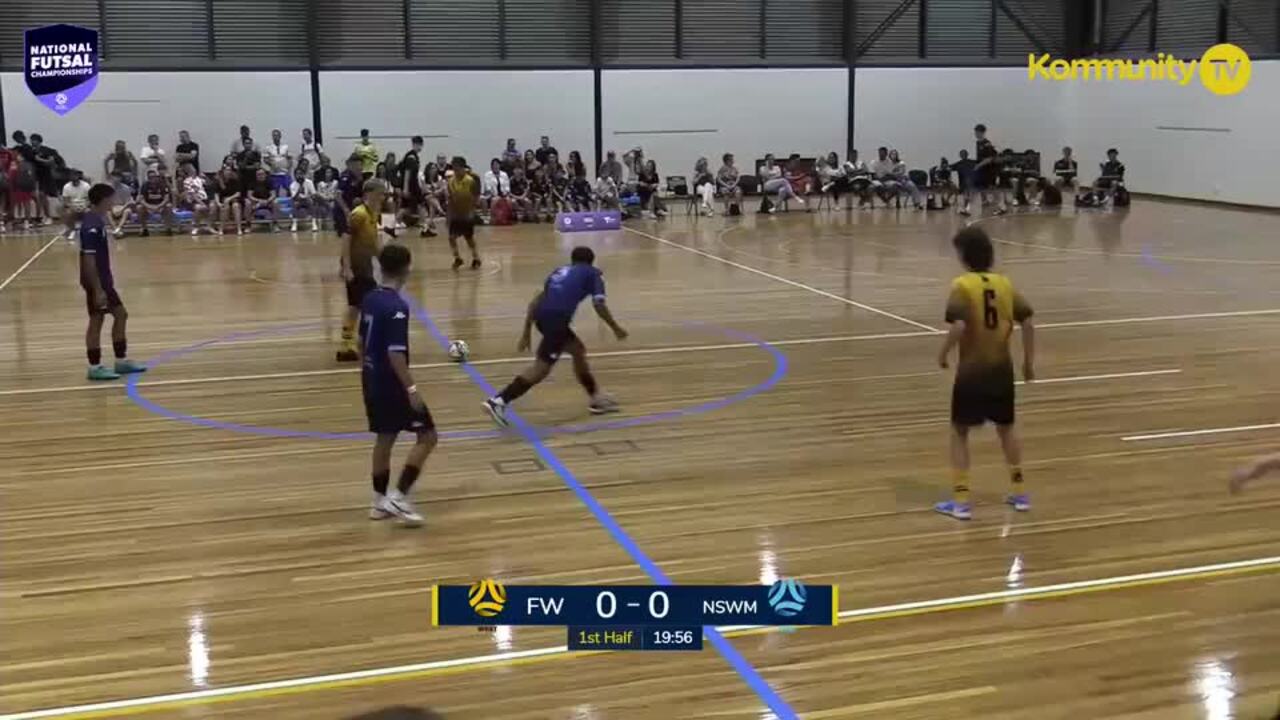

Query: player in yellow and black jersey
[935,226,1036,520]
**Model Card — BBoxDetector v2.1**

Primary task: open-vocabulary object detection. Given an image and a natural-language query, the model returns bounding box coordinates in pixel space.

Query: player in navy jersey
[333,155,364,239]
[79,183,147,381]
[484,246,628,425]
[360,244,436,526]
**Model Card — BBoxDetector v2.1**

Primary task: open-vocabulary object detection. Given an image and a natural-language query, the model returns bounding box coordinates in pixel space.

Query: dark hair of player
[411,135,423,145]
[953,227,994,273]
[570,246,595,265]
[974,123,987,133]
[1107,148,1118,155]
[452,156,467,170]
[88,183,116,207]
[379,244,412,278]
[31,133,43,142]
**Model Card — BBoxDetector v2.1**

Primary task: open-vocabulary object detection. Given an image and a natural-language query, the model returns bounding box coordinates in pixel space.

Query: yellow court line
[431,584,439,627]
[5,555,1278,720]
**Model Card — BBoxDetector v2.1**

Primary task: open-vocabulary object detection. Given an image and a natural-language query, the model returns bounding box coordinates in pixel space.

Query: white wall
[855,63,1280,207]
[319,70,594,173]
[602,68,848,177]
[0,71,312,180]
[854,67,1067,175]
[1063,60,1280,207]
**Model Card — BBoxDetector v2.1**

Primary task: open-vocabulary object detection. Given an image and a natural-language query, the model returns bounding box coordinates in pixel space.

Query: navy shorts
[534,314,578,364]
[82,285,123,316]
[333,206,351,236]
[363,383,435,435]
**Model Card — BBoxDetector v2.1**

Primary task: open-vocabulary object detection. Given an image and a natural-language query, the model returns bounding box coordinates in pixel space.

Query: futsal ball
[448,340,470,363]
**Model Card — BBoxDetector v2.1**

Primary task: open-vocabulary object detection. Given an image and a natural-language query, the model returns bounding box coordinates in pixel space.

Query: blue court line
[126,322,785,443]
[406,299,798,720]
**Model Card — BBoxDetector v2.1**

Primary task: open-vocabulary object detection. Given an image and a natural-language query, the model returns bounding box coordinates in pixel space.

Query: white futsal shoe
[382,490,424,527]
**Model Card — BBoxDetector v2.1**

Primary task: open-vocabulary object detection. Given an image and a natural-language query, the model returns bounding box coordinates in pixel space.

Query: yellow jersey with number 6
[945,272,1033,381]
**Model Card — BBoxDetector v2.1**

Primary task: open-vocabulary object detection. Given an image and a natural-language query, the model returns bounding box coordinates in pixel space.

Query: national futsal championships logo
[767,579,807,618]
[1028,43,1250,96]
[468,579,507,618]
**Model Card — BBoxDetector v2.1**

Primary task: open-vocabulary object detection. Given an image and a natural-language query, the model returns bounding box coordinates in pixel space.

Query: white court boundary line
[9,299,1273,397]
[623,226,943,333]
[1122,422,1280,442]
[0,237,59,293]
[5,553,1277,720]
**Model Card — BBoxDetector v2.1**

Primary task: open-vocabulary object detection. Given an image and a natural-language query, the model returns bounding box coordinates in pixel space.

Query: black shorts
[82,285,123,316]
[974,171,999,190]
[534,314,578,364]
[364,384,435,435]
[951,372,1015,427]
[346,274,377,308]
[448,217,475,240]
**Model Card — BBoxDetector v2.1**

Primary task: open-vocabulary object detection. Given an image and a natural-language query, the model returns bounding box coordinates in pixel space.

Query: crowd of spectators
[0,123,1127,237]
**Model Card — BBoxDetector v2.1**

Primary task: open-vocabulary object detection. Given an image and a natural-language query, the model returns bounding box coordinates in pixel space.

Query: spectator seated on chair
[289,166,319,232]
[868,147,900,207]
[1095,148,1126,199]
[481,158,510,213]
[716,153,744,215]
[508,166,535,220]
[137,168,174,236]
[529,166,552,221]
[842,150,873,209]
[889,149,924,209]
[599,150,624,188]
[692,157,716,217]
[636,159,667,218]
[178,163,214,235]
[246,168,280,230]
[785,154,813,196]
[1053,146,1078,189]
[758,153,802,213]
[818,152,849,209]
[569,167,595,211]
[928,158,957,209]
[595,174,620,211]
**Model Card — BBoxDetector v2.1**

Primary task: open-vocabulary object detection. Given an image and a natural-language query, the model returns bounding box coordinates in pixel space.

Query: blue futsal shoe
[934,500,972,521]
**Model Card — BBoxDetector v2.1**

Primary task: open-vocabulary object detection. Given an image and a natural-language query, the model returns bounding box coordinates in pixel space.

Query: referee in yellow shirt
[446,156,483,270]
[337,179,387,362]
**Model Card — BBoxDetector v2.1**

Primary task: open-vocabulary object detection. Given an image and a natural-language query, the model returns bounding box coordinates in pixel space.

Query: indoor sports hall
[2,2,1279,719]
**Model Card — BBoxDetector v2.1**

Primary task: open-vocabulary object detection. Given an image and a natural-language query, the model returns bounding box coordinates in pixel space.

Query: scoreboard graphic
[434,579,838,652]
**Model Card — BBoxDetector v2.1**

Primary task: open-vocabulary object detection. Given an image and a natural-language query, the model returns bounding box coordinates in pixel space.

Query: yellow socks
[952,469,970,504]
[1010,465,1024,492]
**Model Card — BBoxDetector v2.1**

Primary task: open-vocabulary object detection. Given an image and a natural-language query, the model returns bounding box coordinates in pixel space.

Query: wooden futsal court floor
[2,200,1279,719]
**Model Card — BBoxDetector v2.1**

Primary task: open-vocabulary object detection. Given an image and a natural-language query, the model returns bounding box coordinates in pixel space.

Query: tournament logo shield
[24,24,100,116]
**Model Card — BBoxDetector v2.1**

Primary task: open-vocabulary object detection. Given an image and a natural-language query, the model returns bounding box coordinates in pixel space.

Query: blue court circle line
[405,298,799,719]
[126,318,789,442]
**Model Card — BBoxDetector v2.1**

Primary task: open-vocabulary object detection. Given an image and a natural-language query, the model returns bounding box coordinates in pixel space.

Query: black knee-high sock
[499,376,533,403]
[397,465,421,494]
[87,347,102,366]
[372,470,391,495]
[112,339,127,359]
[574,366,598,396]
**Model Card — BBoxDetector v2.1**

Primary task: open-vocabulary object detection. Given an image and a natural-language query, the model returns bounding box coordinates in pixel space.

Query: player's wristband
[406,385,418,396]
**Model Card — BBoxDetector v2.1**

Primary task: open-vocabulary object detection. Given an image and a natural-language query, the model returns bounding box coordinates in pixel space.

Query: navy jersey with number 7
[360,287,411,393]
[537,263,606,321]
